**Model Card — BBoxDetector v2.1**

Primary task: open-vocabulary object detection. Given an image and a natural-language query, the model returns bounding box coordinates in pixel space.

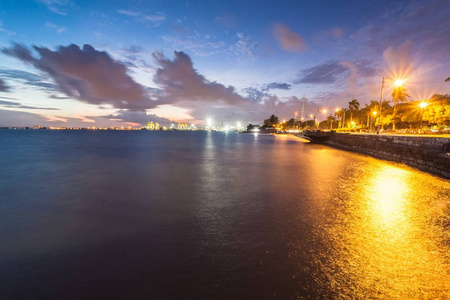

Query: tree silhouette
[348,98,360,124]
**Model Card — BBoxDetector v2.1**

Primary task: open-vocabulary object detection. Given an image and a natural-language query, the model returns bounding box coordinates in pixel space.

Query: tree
[422,94,450,126]
[397,102,422,129]
[391,86,410,130]
[263,114,280,126]
[326,115,337,129]
[348,98,360,124]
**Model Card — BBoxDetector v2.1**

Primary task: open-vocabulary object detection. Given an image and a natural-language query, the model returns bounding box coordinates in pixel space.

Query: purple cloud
[296,60,377,85]
[296,61,349,84]
[262,82,292,91]
[272,23,307,53]
[3,43,156,110]
[152,51,247,105]
[104,110,173,126]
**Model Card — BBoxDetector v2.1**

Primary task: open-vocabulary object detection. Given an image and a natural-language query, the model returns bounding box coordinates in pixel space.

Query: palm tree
[326,115,337,130]
[348,98,360,125]
[392,86,409,130]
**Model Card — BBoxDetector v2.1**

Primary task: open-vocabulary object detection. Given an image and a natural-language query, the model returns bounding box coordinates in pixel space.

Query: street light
[207,118,213,129]
[394,79,405,88]
[419,102,428,109]
[372,111,377,131]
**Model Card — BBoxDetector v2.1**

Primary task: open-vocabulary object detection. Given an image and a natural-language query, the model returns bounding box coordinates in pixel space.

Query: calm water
[1,130,449,299]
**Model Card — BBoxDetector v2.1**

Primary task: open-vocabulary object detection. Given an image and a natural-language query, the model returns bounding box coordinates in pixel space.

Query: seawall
[305,132,450,179]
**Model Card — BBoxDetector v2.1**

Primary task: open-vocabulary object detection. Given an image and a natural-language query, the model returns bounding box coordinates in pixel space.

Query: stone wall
[323,133,450,179]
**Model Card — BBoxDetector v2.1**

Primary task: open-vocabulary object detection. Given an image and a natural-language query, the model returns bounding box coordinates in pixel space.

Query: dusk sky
[0,0,449,127]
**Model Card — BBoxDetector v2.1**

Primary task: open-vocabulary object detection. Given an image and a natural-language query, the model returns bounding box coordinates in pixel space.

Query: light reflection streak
[332,164,450,298]
[301,159,450,298]
[367,166,410,232]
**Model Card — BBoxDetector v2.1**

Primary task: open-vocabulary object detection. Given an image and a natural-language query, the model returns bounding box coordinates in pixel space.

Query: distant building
[177,123,188,130]
[144,122,161,130]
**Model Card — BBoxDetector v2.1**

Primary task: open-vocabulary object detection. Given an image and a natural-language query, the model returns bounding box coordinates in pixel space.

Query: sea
[1,130,449,299]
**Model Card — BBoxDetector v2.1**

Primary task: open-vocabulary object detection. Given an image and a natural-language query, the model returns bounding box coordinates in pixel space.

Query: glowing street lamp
[419,102,428,109]
[394,79,405,88]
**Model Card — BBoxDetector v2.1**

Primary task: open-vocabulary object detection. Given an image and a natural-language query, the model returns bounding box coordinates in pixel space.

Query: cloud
[242,87,270,103]
[272,23,307,53]
[152,51,247,105]
[36,0,74,15]
[0,109,128,127]
[296,61,349,84]
[122,45,145,54]
[45,22,67,33]
[0,21,15,36]
[117,9,166,27]
[295,59,378,87]
[382,41,414,79]
[162,33,226,57]
[185,94,319,125]
[231,33,258,57]
[348,0,450,65]
[2,43,156,110]
[329,27,344,39]
[116,10,139,17]
[216,13,238,28]
[0,99,59,110]
[0,79,10,92]
[262,82,292,91]
[104,110,173,126]
[0,68,57,91]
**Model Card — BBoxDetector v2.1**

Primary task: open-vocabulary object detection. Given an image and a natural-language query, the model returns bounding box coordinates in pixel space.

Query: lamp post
[372,111,377,132]
[377,77,384,134]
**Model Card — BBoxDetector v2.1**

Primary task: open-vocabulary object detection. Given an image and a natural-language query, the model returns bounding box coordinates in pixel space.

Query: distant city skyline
[0,0,449,127]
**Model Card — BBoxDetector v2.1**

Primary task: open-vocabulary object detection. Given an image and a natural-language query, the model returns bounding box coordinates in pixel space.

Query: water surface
[1,131,449,299]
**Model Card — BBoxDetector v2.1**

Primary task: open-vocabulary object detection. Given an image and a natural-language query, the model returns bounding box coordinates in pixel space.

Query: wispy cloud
[45,22,67,33]
[230,32,258,57]
[0,99,59,110]
[162,32,225,57]
[0,21,15,36]
[116,10,140,17]
[36,0,74,16]
[117,9,166,27]
[0,68,57,91]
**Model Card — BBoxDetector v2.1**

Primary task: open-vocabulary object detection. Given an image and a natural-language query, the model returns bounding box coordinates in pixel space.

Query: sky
[0,0,449,127]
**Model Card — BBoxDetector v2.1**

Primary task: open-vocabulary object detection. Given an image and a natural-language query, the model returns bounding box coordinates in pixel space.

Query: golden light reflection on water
[367,166,410,233]
[303,158,450,298]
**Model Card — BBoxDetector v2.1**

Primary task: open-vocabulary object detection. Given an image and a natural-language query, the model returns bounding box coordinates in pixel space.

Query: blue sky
[0,0,449,127]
